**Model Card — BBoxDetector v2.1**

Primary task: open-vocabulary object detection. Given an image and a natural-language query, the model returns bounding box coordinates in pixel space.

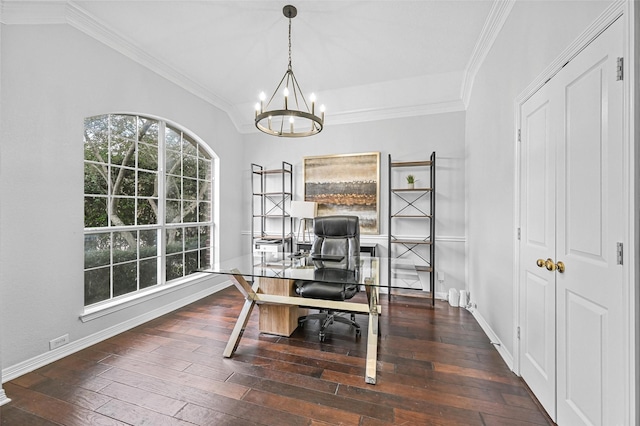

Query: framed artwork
[303,152,380,234]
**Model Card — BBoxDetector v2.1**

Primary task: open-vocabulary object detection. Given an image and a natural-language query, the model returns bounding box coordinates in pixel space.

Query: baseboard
[2,280,232,383]
[0,388,11,406]
[468,306,515,370]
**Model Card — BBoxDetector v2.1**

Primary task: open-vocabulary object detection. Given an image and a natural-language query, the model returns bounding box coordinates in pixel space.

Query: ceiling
[2,1,513,133]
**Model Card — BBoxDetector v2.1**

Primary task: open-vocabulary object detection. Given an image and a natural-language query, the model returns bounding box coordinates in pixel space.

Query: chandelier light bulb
[259,92,266,101]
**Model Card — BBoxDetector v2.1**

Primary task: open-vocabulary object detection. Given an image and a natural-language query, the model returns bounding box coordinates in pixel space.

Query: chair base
[298,310,361,342]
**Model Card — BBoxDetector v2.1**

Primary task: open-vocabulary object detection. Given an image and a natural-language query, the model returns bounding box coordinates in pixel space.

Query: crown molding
[460,0,516,108]
[234,99,466,134]
[64,2,234,113]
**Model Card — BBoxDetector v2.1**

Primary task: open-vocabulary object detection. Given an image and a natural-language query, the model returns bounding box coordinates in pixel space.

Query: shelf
[391,214,432,218]
[253,168,292,175]
[391,187,432,192]
[253,192,292,196]
[254,235,292,241]
[391,239,432,245]
[391,160,432,167]
[253,214,291,218]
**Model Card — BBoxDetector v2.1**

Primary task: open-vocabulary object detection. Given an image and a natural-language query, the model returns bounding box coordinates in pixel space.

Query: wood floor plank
[1,288,553,425]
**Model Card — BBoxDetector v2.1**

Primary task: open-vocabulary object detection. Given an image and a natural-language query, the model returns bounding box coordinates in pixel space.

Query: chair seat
[295,281,358,301]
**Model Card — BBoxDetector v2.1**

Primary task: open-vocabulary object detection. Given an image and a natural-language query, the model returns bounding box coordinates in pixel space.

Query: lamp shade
[291,201,317,219]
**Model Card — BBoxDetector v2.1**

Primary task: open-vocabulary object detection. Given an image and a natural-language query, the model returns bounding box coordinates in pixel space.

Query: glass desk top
[198,252,429,291]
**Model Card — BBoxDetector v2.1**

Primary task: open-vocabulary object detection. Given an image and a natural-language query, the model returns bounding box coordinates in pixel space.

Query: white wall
[465,1,614,359]
[0,23,243,373]
[243,112,467,298]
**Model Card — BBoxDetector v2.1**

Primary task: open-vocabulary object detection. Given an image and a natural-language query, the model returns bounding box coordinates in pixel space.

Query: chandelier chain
[288,16,292,71]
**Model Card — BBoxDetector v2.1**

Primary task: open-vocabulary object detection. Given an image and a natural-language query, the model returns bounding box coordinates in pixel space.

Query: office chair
[295,215,361,342]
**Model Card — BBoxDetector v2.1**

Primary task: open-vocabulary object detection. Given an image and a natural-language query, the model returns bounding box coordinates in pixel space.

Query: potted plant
[406,174,415,189]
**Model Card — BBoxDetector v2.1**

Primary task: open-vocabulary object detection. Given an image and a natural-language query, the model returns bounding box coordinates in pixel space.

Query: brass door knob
[556,261,565,273]
[536,259,545,268]
[545,258,557,271]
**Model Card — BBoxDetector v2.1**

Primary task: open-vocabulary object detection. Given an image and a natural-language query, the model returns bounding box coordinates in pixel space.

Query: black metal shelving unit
[251,161,293,255]
[387,152,436,305]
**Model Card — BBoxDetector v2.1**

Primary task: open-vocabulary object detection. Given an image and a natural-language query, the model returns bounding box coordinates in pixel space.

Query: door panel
[555,18,624,426]
[519,87,556,419]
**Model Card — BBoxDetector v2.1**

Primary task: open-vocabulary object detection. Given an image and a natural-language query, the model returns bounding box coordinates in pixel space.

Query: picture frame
[303,152,380,234]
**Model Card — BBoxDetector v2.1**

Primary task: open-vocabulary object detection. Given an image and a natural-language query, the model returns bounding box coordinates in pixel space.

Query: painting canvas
[304,152,380,234]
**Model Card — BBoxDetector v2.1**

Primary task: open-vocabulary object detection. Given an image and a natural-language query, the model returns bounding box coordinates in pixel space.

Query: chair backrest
[310,215,360,271]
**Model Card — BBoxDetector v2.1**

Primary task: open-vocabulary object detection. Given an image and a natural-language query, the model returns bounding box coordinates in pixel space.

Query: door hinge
[517,129,521,142]
[616,242,623,265]
[517,228,521,240]
[616,57,623,81]
[517,326,521,340]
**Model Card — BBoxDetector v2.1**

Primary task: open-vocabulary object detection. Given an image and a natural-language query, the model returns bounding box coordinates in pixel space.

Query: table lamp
[290,201,317,243]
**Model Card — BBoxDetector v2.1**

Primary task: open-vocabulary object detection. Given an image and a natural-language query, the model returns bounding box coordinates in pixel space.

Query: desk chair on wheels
[295,215,361,342]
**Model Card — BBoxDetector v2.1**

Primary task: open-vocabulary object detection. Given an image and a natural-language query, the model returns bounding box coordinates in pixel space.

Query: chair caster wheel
[319,333,326,342]
[356,329,361,338]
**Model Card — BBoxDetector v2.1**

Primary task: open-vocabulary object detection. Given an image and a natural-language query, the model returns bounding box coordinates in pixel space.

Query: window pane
[138,118,158,145]
[166,228,183,254]
[183,155,197,179]
[183,201,197,223]
[111,167,135,197]
[182,134,198,156]
[166,253,183,281]
[185,251,198,275]
[166,175,181,199]
[84,163,108,195]
[139,229,158,259]
[198,180,211,202]
[185,227,198,250]
[140,258,158,288]
[84,116,109,163]
[85,197,108,228]
[166,127,181,151]
[166,149,180,175]
[113,261,137,297]
[138,171,157,197]
[198,158,211,180]
[112,198,136,226]
[110,137,135,168]
[85,267,110,305]
[138,143,158,171]
[198,202,211,222]
[166,200,181,223]
[183,178,197,200]
[84,232,111,268]
[110,114,136,139]
[137,198,158,225]
[113,231,137,263]
[199,226,210,248]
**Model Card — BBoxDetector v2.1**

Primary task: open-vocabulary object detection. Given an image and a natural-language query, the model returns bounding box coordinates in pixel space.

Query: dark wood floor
[1,287,553,425]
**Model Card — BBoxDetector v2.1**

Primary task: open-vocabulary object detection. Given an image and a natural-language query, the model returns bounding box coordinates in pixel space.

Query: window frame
[83,113,218,315]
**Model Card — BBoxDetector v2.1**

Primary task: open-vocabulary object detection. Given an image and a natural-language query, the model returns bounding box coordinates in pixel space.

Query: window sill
[80,273,219,323]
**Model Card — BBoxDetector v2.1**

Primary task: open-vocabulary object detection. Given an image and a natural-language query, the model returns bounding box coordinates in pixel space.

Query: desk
[199,253,419,385]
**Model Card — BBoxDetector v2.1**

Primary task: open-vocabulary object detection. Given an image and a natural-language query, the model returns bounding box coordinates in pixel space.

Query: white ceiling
[1,0,514,133]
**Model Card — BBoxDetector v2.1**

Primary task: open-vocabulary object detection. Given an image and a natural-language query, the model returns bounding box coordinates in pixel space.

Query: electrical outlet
[437,272,445,282]
[49,334,69,350]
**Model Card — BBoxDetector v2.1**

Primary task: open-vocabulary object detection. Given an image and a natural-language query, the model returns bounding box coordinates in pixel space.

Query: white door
[519,18,626,425]
[519,82,557,419]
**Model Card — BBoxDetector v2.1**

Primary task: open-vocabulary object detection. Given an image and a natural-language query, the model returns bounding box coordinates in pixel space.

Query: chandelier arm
[288,71,311,112]
[265,70,290,109]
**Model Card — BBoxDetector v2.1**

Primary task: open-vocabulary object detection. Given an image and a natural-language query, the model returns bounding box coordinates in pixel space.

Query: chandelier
[255,5,324,137]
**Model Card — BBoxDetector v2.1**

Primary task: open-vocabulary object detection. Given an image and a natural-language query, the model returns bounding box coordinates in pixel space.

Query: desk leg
[365,284,379,384]
[223,273,258,358]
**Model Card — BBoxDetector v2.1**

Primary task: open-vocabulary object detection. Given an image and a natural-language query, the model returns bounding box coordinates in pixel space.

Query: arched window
[83,114,214,306]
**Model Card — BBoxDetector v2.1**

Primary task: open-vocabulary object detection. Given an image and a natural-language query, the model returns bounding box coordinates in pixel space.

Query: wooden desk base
[257,277,307,336]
